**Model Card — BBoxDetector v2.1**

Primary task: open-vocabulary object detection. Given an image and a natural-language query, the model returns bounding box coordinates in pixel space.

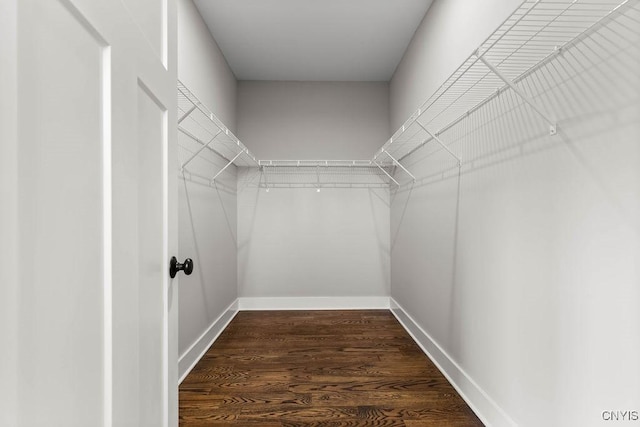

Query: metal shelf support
[415,120,462,166]
[178,103,199,124]
[211,149,246,182]
[379,149,416,182]
[180,130,221,171]
[178,126,234,164]
[476,52,557,135]
[373,160,400,186]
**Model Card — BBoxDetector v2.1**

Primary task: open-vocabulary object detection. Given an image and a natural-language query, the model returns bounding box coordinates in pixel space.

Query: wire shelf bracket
[378,149,416,182]
[178,103,199,124]
[180,131,220,171]
[475,50,557,136]
[415,120,462,166]
[373,159,400,186]
[178,126,235,167]
[211,148,247,183]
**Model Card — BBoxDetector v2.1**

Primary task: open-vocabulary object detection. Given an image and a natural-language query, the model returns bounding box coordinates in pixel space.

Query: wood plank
[179,310,483,426]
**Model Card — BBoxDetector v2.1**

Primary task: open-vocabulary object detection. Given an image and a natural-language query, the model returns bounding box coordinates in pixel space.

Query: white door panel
[17,1,109,424]
[137,82,167,426]
[122,0,167,66]
[5,0,178,425]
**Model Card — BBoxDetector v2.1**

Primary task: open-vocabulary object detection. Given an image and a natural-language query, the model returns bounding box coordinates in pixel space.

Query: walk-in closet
[3,0,639,425]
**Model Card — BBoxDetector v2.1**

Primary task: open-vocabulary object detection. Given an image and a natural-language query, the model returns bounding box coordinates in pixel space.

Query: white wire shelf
[374,0,635,166]
[259,160,382,168]
[178,0,636,189]
[258,160,396,188]
[178,80,258,182]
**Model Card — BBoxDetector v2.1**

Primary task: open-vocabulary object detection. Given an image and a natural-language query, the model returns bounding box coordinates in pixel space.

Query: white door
[0,0,178,426]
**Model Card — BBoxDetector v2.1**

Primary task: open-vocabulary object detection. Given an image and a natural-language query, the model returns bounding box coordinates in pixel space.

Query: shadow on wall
[180,176,208,318]
[180,172,237,319]
[369,187,391,289]
[236,168,262,290]
[176,139,239,355]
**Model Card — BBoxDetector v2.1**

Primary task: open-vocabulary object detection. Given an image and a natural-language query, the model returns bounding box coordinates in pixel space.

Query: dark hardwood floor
[179,310,483,426]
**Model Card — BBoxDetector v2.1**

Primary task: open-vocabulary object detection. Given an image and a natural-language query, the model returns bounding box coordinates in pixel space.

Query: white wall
[390,2,640,426]
[235,81,391,302]
[237,172,390,300]
[178,0,237,132]
[237,81,389,159]
[177,0,239,371]
[390,0,521,131]
[177,151,238,365]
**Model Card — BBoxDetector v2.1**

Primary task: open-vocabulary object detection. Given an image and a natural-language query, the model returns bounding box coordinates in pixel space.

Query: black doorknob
[170,256,193,278]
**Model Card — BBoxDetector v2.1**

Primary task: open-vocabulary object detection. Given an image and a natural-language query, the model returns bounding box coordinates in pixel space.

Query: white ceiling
[193,0,434,81]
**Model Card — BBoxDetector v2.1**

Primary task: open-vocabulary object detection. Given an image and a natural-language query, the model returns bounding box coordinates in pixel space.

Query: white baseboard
[389,298,516,427]
[238,296,390,311]
[178,299,239,384]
